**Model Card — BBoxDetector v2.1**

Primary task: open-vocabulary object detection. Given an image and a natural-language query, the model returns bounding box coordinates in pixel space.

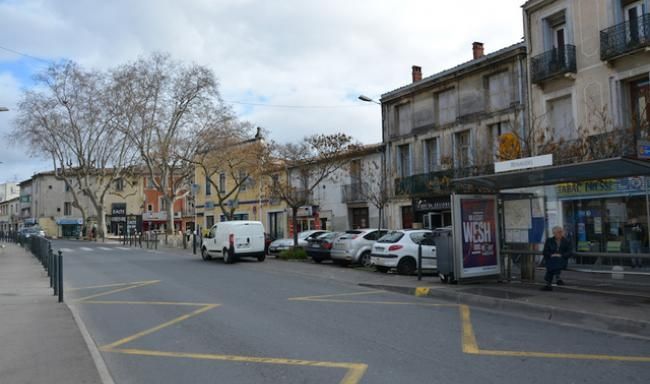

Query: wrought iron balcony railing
[530,44,576,84]
[601,14,650,61]
[341,183,367,203]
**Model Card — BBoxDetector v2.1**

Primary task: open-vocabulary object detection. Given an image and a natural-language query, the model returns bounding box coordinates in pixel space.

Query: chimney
[411,65,422,83]
[472,42,485,59]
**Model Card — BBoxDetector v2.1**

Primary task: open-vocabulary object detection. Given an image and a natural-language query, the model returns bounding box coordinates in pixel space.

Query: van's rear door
[234,223,265,253]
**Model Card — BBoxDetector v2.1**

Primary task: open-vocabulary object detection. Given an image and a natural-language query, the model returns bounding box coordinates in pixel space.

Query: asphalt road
[55,240,650,384]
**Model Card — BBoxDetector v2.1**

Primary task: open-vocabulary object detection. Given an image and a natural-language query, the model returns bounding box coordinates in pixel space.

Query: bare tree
[267,133,359,247]
[13,61,137,240]
[112,53,231,234]
[350,148,390,231]
[192,124,267,222]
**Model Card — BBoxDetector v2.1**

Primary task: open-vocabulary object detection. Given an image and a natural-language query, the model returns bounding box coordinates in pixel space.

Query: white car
[371,229,437,275]
[267,230,329,256]
[330,229,389,267]
[201,221,266,263]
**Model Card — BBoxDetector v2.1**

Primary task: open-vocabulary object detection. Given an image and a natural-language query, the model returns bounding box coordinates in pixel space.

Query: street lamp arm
[358,95,380,105]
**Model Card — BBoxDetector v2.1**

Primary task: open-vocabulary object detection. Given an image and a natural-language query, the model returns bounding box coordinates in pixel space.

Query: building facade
[0,196,20,232]
[0,182,19,202]
[380,42,528,229]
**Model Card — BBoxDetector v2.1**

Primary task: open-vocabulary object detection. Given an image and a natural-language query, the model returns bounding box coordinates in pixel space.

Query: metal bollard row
[21,235,63,303]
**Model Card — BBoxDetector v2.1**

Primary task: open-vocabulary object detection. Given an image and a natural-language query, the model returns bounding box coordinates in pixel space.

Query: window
[489,121,513,161]
[423,138,439,173]
[455,130,471,168]
[630,77,650,133]
[547,95,575,141]
[160,198,168,211]
[395,103,412,135]
[64,202,72,216]
[147,177,154,189]
[543,11,568,50]
[114,178,124,191]
[206,215,214,228]
[147,204,153,212]
[487,71,511,111]
[239,169,248,191]
[205,175,211,196]
[623,1,646,43]
[435,89,457,125]
[65,183,71,192]
[349,159,362,184]
[397,144,412,177]
[219,173,226,193]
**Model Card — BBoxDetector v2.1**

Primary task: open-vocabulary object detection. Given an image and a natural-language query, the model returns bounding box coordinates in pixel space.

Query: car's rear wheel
[376,266,390,273]
[397,257,416,275]
[257,254,266,262]
[359,251,372,268]
[333,259,349,267]
[201,247,212,261]
[312,256,323,263]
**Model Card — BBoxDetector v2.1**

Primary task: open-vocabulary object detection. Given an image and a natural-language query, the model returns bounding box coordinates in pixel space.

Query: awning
[452,157,650,190]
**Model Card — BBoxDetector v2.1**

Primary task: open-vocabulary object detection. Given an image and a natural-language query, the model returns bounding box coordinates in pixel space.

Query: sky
[0,0,524,183]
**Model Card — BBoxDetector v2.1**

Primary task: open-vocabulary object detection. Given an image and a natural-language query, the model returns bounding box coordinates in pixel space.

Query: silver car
[330,229,389,267]
[267,230,329,256]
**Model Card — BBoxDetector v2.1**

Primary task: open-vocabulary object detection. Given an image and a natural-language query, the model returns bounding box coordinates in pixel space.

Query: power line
[0,45,53,64]
[225,99,374,109]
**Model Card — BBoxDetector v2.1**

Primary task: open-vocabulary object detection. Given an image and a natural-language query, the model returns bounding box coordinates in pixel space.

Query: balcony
[395,169,454,196]
[341,183,367,204]
[530,44,577,84]
[601,14,650,61]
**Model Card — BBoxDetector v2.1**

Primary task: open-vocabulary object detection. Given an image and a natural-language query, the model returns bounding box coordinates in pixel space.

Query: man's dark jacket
[542,236,572,271]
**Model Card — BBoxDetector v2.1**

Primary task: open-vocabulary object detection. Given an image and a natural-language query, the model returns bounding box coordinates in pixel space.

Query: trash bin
[432,227,455,283]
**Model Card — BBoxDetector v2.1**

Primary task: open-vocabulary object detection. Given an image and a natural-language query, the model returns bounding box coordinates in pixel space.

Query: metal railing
[530,44,577,83]
[600,13,650,61]
[341,183,367,203]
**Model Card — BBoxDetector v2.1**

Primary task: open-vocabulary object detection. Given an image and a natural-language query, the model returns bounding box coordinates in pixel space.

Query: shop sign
[56,217,83,225]
[638,140,650,159]
[143,211,168,221]
[557,177,647,197]
[452,194,500,280]
[111,203,126,217]
[494,154,553,173]
[415,198,450,211]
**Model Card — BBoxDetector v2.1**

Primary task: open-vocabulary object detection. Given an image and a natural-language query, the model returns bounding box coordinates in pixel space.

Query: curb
[67,303,116,384]
[359,283,650,340]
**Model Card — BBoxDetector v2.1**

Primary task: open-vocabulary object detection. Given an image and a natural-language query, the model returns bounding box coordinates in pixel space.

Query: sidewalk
[0,243,103,384]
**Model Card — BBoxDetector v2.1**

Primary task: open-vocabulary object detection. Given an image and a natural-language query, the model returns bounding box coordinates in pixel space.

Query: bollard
[53,253,58,296]
[193,233,196,255]
[155,233,158,250]
[49,248,53,288]
[58,250,63,303]
[417,243,423,281]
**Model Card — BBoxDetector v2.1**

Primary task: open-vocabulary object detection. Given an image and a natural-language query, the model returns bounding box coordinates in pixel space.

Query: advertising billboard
[452,194,500,280]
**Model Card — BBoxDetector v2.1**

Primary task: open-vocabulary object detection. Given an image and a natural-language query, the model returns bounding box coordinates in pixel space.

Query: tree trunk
[166,197,175,235]
[97,206,106,242]
[292,207,299,248]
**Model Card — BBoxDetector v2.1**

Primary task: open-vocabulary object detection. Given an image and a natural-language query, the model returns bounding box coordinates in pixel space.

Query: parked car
[371,229,437,275]
[330,229,389,267]
[305,232,343,263]
[267,230,329,256]
[19,226,46,238]
[201,221,266,263]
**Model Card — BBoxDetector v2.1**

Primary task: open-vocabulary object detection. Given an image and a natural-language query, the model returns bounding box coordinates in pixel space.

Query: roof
[381,41,526,102]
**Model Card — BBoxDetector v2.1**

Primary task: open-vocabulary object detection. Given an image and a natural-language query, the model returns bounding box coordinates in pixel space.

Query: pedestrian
[541,226,572,291]
[624,218,643,268]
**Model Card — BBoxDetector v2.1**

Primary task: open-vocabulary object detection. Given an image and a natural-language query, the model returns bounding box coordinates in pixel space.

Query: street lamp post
[0,107,9,112]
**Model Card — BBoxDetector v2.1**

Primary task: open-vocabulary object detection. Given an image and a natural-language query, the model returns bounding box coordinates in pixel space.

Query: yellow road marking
[81,300,215,306]
[477,349,650,362]
[289,290,385,301]
[104,348,368,384]
[414,287,431,297]
[295,298,457,306]
[68,280,160,292]
[459,305,479,354]
[101,304,219,350]
[73,280,160,302]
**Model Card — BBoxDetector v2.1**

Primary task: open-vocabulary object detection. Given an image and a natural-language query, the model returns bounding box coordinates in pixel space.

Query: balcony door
[553,25,567,67]
[624,1,645,43]
[630,77,650,137]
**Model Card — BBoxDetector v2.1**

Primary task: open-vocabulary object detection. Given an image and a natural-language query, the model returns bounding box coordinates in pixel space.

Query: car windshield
[339,230,362,239]
[317,232,339,241]
[377,231,404,243]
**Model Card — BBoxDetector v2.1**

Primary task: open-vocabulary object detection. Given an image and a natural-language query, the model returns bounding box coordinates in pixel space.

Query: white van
[201,221,266,263]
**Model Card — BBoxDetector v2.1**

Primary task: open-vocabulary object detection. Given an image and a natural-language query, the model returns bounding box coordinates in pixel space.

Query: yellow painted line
[67,280,160,292]
[477,349,650,362]
[103,347,368,384]
[81,300,215,306]
[289,290,385,301]
[296,298,457,306]
[459,305,479,354]
[414,287,431,297]
[100,304,219,350]
[73,280,160,302]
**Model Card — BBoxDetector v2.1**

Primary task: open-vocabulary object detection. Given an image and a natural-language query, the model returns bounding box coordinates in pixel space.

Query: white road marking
[80,247,94,252]
[59,248,75,253]
[116,247,131,251]
[98,247,113,251]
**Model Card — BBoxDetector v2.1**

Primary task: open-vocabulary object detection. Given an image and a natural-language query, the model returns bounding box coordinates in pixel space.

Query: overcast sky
[0,0,524,183]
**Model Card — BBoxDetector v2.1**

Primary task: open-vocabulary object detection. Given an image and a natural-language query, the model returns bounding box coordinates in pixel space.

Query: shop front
[56,217,83,238]
[413,197,452,229]
[288,205,320,237]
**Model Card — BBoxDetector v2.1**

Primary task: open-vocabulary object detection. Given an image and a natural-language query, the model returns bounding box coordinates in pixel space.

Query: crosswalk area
[56,245,155,253]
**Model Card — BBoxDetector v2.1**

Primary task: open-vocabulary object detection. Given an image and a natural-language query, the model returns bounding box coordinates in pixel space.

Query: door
[401,206,413,229]
[624,1,644,43]
[208,225,218,252]
[351,207,369,229]
[553,25,566,66]
[630,77,650,134]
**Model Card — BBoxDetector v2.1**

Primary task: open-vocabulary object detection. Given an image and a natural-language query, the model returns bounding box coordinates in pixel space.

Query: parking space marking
[105,348,368,384]
[71,281,369,384]
[414,287,431,297]
[291,290,650,363]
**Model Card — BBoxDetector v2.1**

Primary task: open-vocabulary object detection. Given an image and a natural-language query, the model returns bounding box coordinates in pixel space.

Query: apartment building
[380,42,528,229]
[0,182,19,202]
[0,196,20,232]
